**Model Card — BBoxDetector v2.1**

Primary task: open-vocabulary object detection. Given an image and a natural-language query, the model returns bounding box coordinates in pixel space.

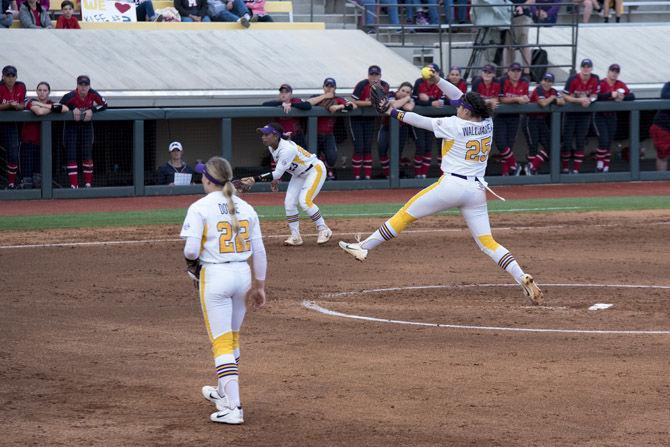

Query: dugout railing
[0,100,669,201]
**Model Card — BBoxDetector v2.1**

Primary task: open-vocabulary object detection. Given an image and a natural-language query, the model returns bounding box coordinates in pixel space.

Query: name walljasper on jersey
[462,123,493,137]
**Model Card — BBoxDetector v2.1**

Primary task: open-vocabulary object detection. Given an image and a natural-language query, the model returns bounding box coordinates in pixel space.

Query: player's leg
[82,123,94,187]
[350,119,364,179]
[536,117,551,171]
[573,113,591,173]
[460,191,544,305]
[198,265,244,423]
[422,132,435,178]
[362,120,374,179]
[63,123,79,188]
[340,175,458,260]
[321,134,338,180]
[525,117,540,174]
[561,113,576,173]
[603,114,617,171]
[377,125,389,178]
[414,128,428,178]
[1,124,20,189]
[298,161,331,243]
[593,113,609,172]
[283,176,304,245]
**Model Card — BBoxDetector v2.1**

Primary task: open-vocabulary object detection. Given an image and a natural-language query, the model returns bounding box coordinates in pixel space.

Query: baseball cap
[2,65,17,76]
[194,162,206,174]
[429,63,441,73]
[449,65,461,73]
[482,64,495,73]
[278,83,292,92]
[257,123,282,136]
[368,65,382,75]
[77,75,90,85]
[542,72,555,82]
[609,63,621,72]
[323,77,337,87]
[509,62,522,71]
[580,58,593,67]
[168,141,183,152]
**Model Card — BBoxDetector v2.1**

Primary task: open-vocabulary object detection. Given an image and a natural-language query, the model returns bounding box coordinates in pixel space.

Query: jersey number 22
[217,220,251,253]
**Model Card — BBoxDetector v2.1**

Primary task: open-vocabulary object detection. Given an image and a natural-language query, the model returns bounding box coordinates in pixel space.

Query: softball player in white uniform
[243,122,332,246]
[181,157,267,424]
[339,72,544,305]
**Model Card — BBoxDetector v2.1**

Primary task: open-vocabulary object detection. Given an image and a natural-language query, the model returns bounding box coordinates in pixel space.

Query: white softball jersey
[432,115,494,178]
[180,191,262,264]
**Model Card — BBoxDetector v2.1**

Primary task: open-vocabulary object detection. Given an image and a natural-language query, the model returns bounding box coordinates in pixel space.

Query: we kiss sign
[82,0,138,22]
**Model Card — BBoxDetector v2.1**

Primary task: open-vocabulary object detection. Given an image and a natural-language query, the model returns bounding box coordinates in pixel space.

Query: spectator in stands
[561,58,599,173]
[55,1,79,28]
[262,84,312,148]
[404,0,439,25]
[573,0,601,23]
[497,62,530,176]
[58,75,108,188]
[650,82,670,171]
[470,63,501,108]
[412,63,443,178]
[133,0,164,22]
[377,82,414,179]
[21,81,68,188]
[208,0,251,26]
[351,65,389,179]
[306,77,355,180]
[525,72,565,175]
[1,0,18,28]
[158,141,195,185]
[0,65,25,190]
[244,0,272,21]
[504,0,533,74]
[602,0,622,22]
[594,63,634,172]
[531,0,560,24]
[18,0,53,28]
[175,0,211,21]
[359,0,399,31]
[447,66,467,93]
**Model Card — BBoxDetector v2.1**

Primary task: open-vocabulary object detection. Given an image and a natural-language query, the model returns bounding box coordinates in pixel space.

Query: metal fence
[0,100,669,201]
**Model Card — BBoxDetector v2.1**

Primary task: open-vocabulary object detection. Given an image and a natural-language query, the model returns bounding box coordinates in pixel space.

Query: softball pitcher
[181,156,267,424]
[242,122,332,246]
[339,70,544,305]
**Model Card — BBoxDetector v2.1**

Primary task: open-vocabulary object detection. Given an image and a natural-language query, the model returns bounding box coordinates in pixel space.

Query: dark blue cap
[581,58,593,67]
[542,72,555,82]
[323,77,336,87]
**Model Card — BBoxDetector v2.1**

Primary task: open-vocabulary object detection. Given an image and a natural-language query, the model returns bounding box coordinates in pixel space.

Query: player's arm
[247,215,267,310]
[387,108,436,132]
[291,99,312,111]
[91,90,108,113]
[351,80,372,107]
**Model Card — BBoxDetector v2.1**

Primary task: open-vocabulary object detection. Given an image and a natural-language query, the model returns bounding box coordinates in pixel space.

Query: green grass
[1,195,669,231]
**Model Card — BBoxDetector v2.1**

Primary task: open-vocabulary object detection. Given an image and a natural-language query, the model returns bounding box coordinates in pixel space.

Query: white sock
[360,221,397,250]
[307,205,327,231]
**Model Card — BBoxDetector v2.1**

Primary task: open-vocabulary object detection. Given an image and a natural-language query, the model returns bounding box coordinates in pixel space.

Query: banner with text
[82,0,137,22]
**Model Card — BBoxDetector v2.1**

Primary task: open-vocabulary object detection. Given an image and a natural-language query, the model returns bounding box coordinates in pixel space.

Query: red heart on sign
[115,2,131,13]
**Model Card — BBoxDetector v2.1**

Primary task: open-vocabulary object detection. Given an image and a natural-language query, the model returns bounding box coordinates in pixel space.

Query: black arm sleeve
[253,172,274,182]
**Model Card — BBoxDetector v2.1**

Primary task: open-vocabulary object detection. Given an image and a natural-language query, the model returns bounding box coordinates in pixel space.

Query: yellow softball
[421,66,434,79]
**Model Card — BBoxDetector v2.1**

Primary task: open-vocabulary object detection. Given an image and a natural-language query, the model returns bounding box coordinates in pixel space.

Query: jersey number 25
[217,220,251,253]
[465,137,492,163]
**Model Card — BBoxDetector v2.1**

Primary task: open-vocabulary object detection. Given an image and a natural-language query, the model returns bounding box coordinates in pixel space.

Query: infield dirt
[2,206,669,446]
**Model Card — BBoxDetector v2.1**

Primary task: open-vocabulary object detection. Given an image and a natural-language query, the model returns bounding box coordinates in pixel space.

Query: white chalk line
[304,283,670,335]
[1,220,668,250]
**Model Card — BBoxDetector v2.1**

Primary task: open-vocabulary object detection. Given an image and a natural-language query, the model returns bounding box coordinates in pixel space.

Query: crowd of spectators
[0,0,275,27]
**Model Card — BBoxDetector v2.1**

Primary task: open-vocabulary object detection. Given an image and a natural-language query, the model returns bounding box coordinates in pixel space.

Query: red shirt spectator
[262,83,312,138]
[56,1,80,28]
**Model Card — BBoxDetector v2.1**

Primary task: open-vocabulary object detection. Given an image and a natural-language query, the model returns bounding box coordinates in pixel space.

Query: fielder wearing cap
[158,141,194,185]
